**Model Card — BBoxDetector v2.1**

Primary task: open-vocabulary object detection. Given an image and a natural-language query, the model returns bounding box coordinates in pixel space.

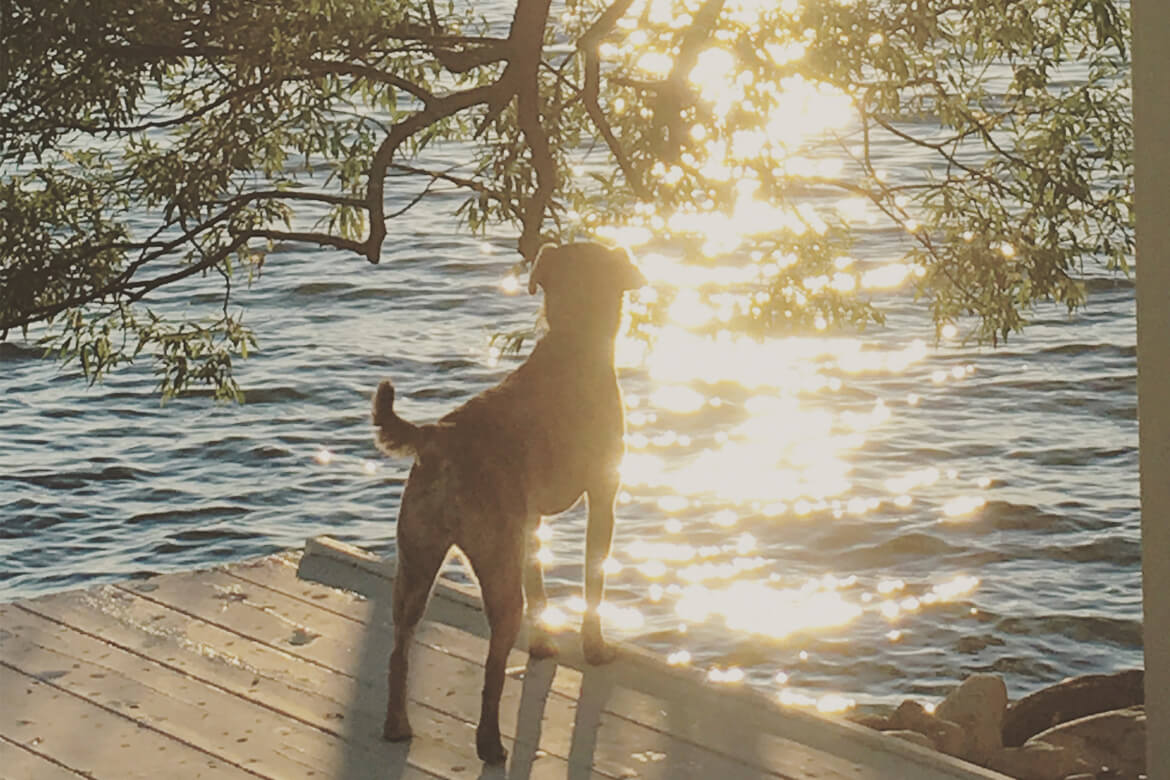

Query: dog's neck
[537,327,618,370]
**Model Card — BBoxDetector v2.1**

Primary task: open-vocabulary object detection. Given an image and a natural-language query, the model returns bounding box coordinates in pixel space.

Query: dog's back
[374,328,625,518]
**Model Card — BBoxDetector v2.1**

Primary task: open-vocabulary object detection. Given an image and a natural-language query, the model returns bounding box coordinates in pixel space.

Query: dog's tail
[372,380,424,459]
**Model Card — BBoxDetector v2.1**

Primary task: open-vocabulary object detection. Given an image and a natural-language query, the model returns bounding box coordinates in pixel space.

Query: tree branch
[239,189,367,209]
[578,0,646,198]
[658,0,726,160]
[390,163,519,217]
[304,60,437,105]
[365,82,508,263]
[503,0,555,259]
[246,229,365,253]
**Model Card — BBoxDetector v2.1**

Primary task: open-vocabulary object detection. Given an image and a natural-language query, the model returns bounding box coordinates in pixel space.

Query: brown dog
[371,242,645,764]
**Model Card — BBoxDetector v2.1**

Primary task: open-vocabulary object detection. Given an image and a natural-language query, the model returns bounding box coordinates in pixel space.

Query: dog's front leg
[583,481,619,665]
[524,517,559,659]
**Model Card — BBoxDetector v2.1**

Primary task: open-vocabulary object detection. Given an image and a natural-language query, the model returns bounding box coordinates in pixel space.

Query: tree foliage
[0,0,1131,398]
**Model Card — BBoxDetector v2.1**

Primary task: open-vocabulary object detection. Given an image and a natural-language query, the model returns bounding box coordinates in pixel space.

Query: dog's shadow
[493,657,557,780]
[480,656,615,780]
[332,588,618,780]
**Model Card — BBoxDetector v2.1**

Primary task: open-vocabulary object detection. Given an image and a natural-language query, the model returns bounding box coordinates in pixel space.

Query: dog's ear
[610,245,647,290]
[528,243,558,295]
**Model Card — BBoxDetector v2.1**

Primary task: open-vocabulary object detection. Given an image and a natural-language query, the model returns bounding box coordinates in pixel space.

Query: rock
[987,742,1091,780]
[846,712,893,730]
[1003,669,1144,746]
[935,673,1008,764]
[883,729,936,750]
[889,700,934,731]
[1027,705,1145,778]
[886,700,968,758]
[923,717,968,758]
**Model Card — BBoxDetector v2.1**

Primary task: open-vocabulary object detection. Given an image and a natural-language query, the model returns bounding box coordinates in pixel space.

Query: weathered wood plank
[107,568,750,780]
[1,604,373,780]
[1,546,1009,780]
[14,586,603,780]
[0,660,252,779]
[0,735,88,780]
[229,555,874,780]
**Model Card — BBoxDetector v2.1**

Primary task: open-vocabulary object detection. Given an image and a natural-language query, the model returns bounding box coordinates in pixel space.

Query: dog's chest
[522,377,624,514]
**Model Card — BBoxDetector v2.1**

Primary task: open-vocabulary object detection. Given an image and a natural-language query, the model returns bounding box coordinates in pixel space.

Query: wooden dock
[0,537,1008,779]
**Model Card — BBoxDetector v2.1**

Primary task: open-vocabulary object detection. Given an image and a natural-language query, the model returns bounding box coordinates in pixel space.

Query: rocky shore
[848,669,1145,779]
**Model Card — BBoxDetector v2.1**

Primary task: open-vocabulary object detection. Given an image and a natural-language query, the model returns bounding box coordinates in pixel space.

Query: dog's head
[528,242,646,339]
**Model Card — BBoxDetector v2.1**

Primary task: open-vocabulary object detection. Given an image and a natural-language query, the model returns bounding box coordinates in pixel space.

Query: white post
[1132,3,1170,779]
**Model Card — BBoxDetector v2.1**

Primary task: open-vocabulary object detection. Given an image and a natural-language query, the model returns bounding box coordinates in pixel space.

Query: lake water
[0,21,1141,715]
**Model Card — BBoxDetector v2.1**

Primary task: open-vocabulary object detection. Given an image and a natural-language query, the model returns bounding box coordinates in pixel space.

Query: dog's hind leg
[523,516,559,659]
[384,537,447,742]
[468,544,524,765]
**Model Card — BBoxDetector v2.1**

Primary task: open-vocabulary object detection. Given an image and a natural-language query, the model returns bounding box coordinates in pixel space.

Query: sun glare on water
[490,0,994,714]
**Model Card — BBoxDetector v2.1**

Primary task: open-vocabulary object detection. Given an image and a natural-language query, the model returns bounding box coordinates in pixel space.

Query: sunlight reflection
[941,496,987,519]
[707,666,745,684]
[540,606,568,630]
[860,263,911,290]
[635,328,930,389]
[931,576,980,601]
[779,689,817,708]
[779,685,860,716]
[600,602,646,630]
[639,560,668,578]
[816,693,857,714]
[650,385,707,413]
[885,468,939,494]
[656,494,689,512]
[676,581,862,639]
[628,540,697,562]
[560,0,993,709]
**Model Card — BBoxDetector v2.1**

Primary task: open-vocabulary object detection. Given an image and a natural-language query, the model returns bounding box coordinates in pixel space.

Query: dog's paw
[528,633,560,660]
[476,731,509,765]
[583,639,618,666]
[382,714,413,742]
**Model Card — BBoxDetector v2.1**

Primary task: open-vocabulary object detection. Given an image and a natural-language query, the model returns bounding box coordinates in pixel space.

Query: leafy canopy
[0,0,1131,398]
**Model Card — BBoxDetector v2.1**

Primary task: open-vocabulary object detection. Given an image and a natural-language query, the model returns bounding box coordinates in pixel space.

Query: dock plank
[0,659,251,779]
[0,604,362,779]
[2,548,1009,780]
[0,736,87,780]
[14,586,603,780]
[109,568,759,780]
